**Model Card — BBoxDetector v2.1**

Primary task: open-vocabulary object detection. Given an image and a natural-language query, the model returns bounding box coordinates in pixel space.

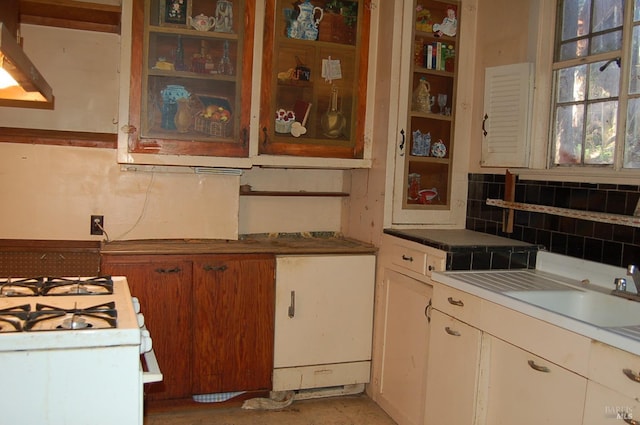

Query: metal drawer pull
[528,360,550,373]
[623,418,638,425]
[447,297,464,307]
[623,368,640,383]
[288,291,296,318]
[203,264,228,272]
[445,326,460,336]
[401,254,413,262]
[155,267,181,274]
[428,265,435,271]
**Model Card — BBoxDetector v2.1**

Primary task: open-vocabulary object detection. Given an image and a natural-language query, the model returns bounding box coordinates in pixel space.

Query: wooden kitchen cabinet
[101,253,275,402]
[375,269,432,425]
[192,255,275,394]
[371,234,445,425]
[100,256,193,401]
[424,309,481,425]
[484,335,587,425]
[117,0,255,165]
[387,0,476,226]
[258,0,370,160]
[272,255,375,391]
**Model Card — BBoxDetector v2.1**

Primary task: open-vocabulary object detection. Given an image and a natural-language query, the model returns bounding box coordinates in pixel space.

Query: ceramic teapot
[188,13,215,31]
[288,0,323,40]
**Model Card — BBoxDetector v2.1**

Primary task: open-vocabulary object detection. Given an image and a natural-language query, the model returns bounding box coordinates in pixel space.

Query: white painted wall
[0,25,346,240]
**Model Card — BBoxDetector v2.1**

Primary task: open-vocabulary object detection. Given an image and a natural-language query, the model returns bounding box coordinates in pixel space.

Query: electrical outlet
[90,215,104,235]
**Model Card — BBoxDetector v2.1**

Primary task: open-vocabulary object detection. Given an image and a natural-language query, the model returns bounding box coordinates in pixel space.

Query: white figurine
[214,0,233,33]
[433,6,457,37]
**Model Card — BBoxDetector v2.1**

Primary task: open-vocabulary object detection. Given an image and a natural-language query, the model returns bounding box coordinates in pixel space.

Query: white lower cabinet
[375,269,432,425]
[483,335,587,425]
[272,255,375,391]
[583,382,640,425]
[424,310,481,425]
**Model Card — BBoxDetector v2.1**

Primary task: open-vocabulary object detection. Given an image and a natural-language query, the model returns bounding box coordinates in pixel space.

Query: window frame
[521,0,640,185]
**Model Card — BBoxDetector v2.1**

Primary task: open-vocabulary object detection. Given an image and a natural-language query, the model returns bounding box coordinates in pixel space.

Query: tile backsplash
[466,173,640,268]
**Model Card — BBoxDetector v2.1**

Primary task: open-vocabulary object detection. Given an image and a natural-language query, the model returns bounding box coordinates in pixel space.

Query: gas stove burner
[0,305,31,332]
[25,302,117,331]
[0,278,44,297]
[41,276,114,296]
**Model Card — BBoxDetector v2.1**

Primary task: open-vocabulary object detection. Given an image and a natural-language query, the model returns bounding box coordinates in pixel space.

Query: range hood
[0,22,54,109]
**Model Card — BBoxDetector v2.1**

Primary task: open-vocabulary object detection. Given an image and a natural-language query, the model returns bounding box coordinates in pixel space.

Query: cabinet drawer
[273,361,371,391]
[432,285,482,325]
[388,242,445,278]
[589,341,640,400]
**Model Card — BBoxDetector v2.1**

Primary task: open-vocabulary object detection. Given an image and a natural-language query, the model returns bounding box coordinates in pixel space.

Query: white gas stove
[0,276,162,425]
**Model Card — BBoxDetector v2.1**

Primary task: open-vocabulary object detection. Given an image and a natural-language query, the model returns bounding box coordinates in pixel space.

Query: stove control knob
[136,312,145,328]
[140,329,152,354]
[131,297,141,314]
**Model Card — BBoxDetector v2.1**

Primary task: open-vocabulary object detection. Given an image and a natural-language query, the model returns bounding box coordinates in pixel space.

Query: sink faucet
[628,265,640,294]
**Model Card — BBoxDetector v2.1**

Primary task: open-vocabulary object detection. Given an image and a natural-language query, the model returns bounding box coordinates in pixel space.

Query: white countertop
[432,252,640,356]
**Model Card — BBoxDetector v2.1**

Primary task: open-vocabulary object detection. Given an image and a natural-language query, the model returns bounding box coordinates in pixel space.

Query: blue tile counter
[383,229,543,271]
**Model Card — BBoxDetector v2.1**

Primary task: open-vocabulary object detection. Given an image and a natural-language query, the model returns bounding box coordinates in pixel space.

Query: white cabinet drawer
[583,381,639,425]
[589,341,640,400]
[385,236,445,278]
[432,284,482,325]
[273,361,371,391]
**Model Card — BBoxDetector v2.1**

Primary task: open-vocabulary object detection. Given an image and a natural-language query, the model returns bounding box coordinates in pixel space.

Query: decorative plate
[431,140,447,158]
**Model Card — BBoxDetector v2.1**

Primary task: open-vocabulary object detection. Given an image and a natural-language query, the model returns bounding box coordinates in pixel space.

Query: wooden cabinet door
[376,269,432,425]
[484,335,586,425]
[424,309,481,425]
[259,0,370,159]
[101,255,193,401]
[191,254,275,394]
[119,0,255,163]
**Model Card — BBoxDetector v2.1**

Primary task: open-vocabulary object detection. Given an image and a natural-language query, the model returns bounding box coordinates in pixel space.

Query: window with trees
[552,0,640,169]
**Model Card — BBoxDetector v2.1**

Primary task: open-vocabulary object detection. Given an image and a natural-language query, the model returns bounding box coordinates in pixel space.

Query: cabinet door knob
[623,368,640,383]
[447,297,464,307]
[203,264,228,272]
[444,326,460,336]
[527,360,550,373]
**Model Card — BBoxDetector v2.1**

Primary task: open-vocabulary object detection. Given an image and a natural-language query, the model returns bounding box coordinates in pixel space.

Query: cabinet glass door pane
[128,0,251,157]
[260,0,369,158]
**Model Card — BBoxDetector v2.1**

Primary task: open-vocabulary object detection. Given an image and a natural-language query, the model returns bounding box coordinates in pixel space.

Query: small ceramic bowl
[418,188,438,203]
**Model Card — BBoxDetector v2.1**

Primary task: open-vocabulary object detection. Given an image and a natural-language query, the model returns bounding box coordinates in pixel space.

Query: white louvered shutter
[481,63,534,167]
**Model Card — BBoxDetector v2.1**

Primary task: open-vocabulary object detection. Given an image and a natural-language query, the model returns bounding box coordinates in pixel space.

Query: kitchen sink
[506,289,640,328]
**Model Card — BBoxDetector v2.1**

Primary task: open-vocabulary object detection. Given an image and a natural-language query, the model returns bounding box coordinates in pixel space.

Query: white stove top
[0,277,140,352]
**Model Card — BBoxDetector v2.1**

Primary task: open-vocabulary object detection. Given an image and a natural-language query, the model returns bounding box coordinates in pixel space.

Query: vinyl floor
[144,394,397,425]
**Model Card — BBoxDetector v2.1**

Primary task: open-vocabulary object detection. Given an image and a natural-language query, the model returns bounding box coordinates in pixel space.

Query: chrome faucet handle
[614,278,627,292]
[627,265,640,294]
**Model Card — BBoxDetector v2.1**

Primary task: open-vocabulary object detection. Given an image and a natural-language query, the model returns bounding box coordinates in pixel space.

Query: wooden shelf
[19,0,122,34]
[240,190,349,197]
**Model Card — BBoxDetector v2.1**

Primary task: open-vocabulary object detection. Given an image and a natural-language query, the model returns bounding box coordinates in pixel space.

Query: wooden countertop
[100,235,377,256]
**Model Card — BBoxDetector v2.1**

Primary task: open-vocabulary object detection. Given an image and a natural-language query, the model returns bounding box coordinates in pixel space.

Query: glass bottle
[321,86,346,138]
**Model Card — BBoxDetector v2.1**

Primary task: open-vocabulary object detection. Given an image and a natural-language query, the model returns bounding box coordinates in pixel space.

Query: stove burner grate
[0,305,31,332]
[41,276,114,296]
[8,302,118,331]
[0,278,44,297]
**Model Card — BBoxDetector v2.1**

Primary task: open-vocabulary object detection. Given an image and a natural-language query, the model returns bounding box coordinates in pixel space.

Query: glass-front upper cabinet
[118,0,254,164]
[391,0,469,225]
[258,0,370,160]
